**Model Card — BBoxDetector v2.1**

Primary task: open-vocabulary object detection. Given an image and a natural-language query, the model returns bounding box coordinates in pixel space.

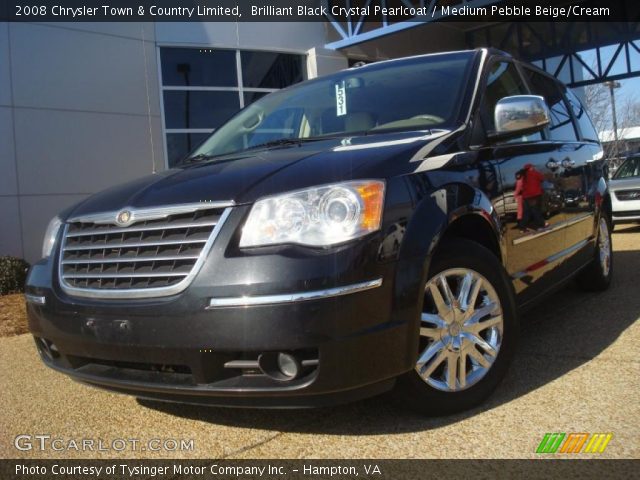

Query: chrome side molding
[511,238,590,280]
[512,213,593,246]
[207,278,383,308]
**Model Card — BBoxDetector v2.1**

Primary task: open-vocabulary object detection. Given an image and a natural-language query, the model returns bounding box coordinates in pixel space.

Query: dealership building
[1,3,638,262]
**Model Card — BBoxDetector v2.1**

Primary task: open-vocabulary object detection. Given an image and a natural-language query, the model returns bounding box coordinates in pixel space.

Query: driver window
[481,61,542,142]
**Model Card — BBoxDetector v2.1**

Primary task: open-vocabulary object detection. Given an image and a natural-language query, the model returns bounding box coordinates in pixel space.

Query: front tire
[393,239,518,415]
[576,216,613,292]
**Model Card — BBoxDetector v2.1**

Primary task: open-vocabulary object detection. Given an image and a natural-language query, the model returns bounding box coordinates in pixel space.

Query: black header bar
[0,0,638,22]
[1,459,638,480]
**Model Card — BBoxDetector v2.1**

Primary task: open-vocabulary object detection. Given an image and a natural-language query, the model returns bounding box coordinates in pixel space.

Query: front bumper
[611,194,640,222]
[27,264,418,408]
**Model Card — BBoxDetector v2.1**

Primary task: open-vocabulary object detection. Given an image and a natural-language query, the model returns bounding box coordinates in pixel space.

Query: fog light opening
[35,337,52,361]
[258,352,302,381]
[35,337,60,361]
[277,353,300,378]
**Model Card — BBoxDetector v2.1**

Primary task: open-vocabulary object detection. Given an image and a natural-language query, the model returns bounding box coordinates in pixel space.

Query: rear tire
[577,216,613,292]
[392,239,518,415]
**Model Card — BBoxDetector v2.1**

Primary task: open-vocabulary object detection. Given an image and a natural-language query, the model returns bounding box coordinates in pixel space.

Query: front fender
[393,182,502,321]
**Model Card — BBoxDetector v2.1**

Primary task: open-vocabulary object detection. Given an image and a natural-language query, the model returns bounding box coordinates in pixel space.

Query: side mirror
[489,95,550,142]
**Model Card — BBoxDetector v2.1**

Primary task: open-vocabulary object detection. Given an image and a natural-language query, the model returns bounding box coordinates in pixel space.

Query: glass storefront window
[160,48,237,87]
[241,51,304,89]
[160,48,305,166]
[163,91,240,130]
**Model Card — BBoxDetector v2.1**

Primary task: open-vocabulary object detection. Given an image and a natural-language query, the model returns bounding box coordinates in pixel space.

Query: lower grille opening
[67,356,195,386]
[34,337,60,361]
[46,348,319,389]
[223,349,319,381]
[613,210,640,217]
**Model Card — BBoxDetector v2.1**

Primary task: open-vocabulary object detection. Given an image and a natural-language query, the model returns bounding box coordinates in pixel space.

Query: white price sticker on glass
[335,81,347,117]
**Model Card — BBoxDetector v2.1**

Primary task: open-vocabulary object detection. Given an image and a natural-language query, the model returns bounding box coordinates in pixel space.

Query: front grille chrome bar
[58,204,233,299]
[61,254,200,265]
[63,272,189,279]
[64,220,218,237]
[63,237,208,251]
[66,201,234,225]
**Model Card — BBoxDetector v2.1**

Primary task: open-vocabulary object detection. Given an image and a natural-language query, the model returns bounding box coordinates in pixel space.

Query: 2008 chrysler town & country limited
[26,49,612,414]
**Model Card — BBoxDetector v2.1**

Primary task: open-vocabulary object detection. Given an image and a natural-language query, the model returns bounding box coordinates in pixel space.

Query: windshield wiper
[246,137,314,150]
[181,152,238,164]
[182,136,340,165]
[183,139,306,164]
[182,153,215,164]
[246,135,350,151]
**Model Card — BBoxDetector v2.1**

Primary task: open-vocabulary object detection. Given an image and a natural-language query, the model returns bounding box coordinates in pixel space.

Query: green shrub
[0,256,30,295]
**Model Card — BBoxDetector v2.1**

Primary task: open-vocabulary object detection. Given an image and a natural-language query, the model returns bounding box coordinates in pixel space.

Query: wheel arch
[437,212,503,264]
[392,183,504,323]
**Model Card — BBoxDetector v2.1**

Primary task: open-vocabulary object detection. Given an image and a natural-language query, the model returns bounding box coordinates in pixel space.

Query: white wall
[154,21,330,53]
[0,22,164,262]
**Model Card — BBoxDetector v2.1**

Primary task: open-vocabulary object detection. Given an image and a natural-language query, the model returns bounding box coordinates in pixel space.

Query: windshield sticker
[335,81,347,117]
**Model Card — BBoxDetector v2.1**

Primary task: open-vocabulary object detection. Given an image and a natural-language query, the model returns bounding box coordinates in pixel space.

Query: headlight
[240,180,385,248]
[42,216,62,258]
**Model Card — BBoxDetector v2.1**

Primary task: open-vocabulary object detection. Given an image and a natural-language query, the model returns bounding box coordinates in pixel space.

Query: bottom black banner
[1,459,638,480]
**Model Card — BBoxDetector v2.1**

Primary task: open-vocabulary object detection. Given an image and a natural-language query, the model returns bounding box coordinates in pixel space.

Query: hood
[67,130,455,218]
[609,176,640,190]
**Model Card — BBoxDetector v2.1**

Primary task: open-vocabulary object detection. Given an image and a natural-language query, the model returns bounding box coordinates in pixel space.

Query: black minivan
[27,49,612,414]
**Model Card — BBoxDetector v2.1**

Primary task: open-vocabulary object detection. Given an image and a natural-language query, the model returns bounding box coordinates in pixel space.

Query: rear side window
[524,68,578,142]
[565,89,600,142]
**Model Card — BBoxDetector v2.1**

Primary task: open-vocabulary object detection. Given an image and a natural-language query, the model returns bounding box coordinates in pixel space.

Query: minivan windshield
[613,157,640,179]
[185,51,475,162]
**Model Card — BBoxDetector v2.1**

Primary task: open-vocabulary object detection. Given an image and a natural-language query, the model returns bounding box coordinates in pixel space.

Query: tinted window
[190,52,475,159]
[163,91,240,129]
[482,62,527,129]
[613,157,640,179]
[160,48,237,87]
[245,108,304,146]
[481,61,541,142]
[241,51,304,89]
[565,88,599,142]
[524,69,578,142]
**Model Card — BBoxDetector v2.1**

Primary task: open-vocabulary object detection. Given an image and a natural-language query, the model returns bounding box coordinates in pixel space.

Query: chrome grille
[58,203,233,299]
[615,189,640,201]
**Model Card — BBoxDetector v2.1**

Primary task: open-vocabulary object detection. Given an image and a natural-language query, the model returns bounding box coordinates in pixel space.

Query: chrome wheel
[416,268,504,392]
[598,218,611,277]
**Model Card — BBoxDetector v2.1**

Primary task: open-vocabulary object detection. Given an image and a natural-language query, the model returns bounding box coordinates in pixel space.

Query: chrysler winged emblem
[116,210,132,226]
